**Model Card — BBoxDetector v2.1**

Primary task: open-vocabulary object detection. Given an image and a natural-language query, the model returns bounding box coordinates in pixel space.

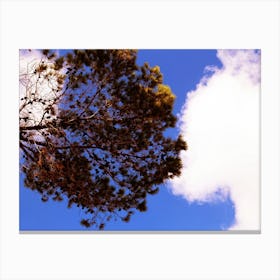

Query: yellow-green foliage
[155,84,175,108]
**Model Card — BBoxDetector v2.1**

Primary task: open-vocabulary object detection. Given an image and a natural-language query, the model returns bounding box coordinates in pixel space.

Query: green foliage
[19,49,187,229]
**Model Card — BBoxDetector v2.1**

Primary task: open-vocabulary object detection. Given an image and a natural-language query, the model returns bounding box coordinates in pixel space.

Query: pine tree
[19,49,187,229]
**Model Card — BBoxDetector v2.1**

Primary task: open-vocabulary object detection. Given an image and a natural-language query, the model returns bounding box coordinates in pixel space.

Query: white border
[1,1,279,279]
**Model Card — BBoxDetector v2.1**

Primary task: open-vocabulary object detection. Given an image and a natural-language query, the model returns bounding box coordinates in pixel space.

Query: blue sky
[20,49,260,231]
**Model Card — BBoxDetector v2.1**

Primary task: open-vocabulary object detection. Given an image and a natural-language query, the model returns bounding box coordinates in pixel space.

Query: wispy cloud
[169,50,260,230]
[19,50,65,142]
[20,50,57,125]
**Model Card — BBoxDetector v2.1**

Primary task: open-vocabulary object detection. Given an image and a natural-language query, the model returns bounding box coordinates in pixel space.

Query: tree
[19,49,187,229]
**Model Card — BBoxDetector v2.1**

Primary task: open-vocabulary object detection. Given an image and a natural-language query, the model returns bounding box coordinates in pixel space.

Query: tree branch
[20,124,50,131]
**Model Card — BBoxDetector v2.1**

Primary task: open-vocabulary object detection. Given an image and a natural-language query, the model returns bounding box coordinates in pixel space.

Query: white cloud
[169,50,260,230]
[19,49,65,142]
[19,49,63,128]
